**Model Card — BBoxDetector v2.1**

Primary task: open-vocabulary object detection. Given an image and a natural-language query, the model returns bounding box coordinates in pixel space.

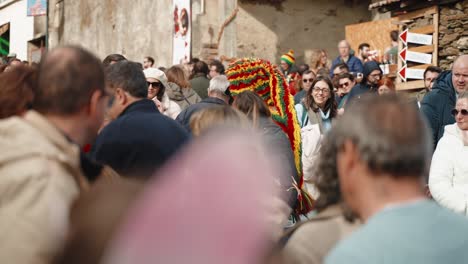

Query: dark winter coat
[91,99,190,179]
[176,97,226,132]
[346,61,382,103]
[420,71,456,150]
[258,116,298,208]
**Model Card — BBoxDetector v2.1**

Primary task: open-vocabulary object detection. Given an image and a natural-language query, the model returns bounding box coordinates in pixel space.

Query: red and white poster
[173,0,191,65]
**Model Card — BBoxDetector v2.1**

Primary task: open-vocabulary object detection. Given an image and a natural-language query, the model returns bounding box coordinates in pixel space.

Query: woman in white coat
[429,91,468,216]
[143,68,181,119]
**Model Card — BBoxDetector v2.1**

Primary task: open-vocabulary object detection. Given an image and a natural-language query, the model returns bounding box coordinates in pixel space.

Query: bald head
[35,46,105,115]
[338,40,350,48]
[338,40,351,58]
[452,54,468,94]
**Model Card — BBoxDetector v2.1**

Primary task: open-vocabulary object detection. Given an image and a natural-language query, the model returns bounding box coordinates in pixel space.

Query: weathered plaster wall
[237,0,371,64]
[54,0,371,66]
[56,0,173,66]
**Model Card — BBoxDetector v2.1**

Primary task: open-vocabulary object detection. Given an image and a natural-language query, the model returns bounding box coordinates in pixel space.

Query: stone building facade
[49,0,371,66]
[438,0,468,69]
[370,0,467,70]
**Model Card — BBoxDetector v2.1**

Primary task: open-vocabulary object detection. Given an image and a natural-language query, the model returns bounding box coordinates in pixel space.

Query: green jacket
[189,73,210,99]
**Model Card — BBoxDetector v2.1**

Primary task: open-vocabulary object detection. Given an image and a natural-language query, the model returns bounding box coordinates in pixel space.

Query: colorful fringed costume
[226,58,313,214]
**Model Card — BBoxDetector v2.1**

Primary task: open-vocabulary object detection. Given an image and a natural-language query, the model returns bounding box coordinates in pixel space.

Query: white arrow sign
[407,50,432,64]
[399,47,432,64]
[399,29,433,45]
[399,66,425,82]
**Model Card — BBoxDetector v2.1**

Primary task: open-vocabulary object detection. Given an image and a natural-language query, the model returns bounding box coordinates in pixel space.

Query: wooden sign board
[399,29,433,45]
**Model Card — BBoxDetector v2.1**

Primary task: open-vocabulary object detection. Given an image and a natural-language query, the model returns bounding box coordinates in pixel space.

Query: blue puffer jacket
[420,71,456,150]
[330,55,363,77]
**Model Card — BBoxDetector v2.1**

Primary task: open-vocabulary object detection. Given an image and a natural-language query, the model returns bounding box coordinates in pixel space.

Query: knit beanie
[226,58,313,214]
[362,61,382,78]
[281,50,295,66]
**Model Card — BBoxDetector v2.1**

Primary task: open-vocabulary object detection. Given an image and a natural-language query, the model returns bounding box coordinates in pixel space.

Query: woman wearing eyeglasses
[295,76,337,133]
[295,76,338,190]
[143,68,181,119]
[429,91,468,216]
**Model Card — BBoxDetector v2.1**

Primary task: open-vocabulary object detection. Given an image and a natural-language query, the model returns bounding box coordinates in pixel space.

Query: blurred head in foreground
[56,128,285,264]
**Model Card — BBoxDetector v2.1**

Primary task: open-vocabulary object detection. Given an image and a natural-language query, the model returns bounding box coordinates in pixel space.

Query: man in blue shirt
[325,94,468,264]
[330,40,363,78]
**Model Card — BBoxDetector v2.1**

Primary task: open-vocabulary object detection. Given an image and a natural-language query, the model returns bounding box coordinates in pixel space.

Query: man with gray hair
[325,94,468,264]
[330,40,363,78]
[176,75,231,132]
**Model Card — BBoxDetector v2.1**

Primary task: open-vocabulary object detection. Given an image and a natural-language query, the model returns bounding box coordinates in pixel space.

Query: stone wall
[237,0,371,64]
[438,0,468,70]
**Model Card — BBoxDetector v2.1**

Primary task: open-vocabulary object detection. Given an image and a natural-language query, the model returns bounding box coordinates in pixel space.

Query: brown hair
[378,76,395,91]
[166,65,190,89]
[190,106,250,136]
[233,91,271,127]
[310,128,356,221]
[34,46,106,115]
[0,65,36,118]
[304,76,337,118]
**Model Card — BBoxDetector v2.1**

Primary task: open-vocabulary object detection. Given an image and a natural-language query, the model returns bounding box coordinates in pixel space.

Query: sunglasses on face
[303,78,314,83]
[451,109,468,116]
[147,82,162,88]
[339,82,350,87]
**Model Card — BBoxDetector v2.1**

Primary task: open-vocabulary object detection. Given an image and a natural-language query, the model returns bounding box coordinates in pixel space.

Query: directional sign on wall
[398,66,425,82]
[399,29,433,46]
[399,47,432,64]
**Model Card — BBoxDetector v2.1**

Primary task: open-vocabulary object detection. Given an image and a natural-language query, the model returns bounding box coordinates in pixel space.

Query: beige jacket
[282,205,360,264]
[0,111,88,264]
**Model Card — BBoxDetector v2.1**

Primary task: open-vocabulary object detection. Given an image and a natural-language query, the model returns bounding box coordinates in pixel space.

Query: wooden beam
[396,80,425,91]
[398,6,438,21]
[433,7,439,66]
[409,45,434,53]
[411,25,435,34]
[409,64,432,70]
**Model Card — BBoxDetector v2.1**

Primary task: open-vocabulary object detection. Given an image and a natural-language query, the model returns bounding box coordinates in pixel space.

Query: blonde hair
[309,49,328,71]
[190,106,250,136]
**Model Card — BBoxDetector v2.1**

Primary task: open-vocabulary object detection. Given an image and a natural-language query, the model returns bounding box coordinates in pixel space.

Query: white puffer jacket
[152,93,181,119]
[429,124,468,216]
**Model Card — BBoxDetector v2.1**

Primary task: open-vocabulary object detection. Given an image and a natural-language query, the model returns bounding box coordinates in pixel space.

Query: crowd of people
[0,39,467,264]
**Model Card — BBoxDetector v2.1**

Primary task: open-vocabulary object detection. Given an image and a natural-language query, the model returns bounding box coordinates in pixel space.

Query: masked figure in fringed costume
[226,58,314,216]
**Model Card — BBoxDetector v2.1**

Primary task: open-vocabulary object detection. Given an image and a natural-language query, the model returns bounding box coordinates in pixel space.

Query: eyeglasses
[147,82,162,88]
[303,78,314,83]
[312,87,331,94]
[339,82,350,88]
[451,109,468,116]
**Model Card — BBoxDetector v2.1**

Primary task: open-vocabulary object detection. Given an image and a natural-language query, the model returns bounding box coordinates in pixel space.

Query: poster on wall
[173,0,191,65]
[27,0,47,16]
